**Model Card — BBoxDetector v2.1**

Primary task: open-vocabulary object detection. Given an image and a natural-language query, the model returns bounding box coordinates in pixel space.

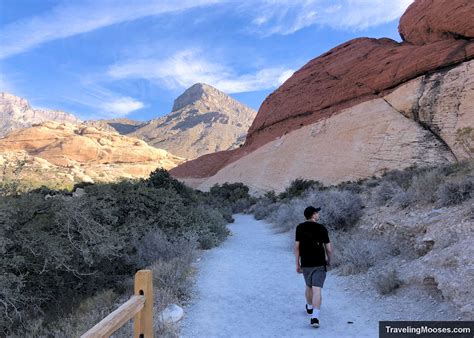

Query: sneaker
[310,318,320,328]
[305,304,313,315]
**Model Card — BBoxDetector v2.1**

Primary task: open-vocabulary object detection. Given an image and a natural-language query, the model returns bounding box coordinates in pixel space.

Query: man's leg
[312,286,322,309]
[305,286,313,305]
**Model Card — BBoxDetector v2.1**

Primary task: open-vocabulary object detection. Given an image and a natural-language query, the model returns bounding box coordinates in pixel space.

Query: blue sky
[0,0,413,121]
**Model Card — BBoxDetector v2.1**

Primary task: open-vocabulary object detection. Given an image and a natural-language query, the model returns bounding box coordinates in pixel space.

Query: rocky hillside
[171,0,474,192]
[128,83,256,159]
[0,121,184,188]
[84,118,146,134]
[0,92,81,137]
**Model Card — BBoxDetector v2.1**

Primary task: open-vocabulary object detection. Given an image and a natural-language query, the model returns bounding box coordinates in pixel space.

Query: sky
[0,0,413,121]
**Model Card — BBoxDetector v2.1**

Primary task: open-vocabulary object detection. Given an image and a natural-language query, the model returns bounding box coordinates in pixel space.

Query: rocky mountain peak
[172,83,231,112]
[130,83,257,159]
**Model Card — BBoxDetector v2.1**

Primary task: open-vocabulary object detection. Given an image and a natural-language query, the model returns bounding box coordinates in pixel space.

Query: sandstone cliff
[0,121,184,187]
[171,0,474,191]
[129,83,256,159]
[0,92,81,137]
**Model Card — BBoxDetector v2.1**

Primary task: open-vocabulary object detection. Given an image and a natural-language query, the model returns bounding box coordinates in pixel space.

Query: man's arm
[324,242,333,267]
[294,241,302,273]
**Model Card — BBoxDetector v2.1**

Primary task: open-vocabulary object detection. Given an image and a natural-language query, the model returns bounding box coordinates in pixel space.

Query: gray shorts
[302,266,326,288]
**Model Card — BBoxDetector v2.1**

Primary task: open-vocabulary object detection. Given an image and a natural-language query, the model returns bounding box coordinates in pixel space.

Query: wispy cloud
[0,0,219,59]
[107,49,294,93]
[243,0,413,36]
[61,81,145,119]
[101,97,144,116]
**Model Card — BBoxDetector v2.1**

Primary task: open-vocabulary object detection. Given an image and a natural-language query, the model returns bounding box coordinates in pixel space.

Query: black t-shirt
[295,221,330,267]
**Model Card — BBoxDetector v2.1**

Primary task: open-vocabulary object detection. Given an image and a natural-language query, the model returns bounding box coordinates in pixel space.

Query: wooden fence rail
[81,270,154,338]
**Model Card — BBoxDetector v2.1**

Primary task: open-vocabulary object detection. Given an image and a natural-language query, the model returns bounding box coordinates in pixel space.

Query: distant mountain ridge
[0,92,81,137]
[85,118,146,134]
[0,84,256,160]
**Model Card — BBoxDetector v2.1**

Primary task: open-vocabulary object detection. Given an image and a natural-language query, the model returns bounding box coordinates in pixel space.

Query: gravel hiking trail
[179,214,449,337]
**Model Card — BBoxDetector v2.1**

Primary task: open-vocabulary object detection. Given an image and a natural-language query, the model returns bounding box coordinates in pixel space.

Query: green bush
[209,182,250,203]
[0,169,231,335]
[279,179,325,200]
[207,182,255,216]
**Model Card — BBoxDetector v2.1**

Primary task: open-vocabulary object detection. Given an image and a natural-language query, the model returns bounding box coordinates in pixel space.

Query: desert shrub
[151,256,195,299]
[380,165,427,189]
[266,200,305,233]
[307,189,363,230]
[437,178,474,206]
[364,176,380,188]
[374,268,402,295]
[263,190,278,202]
[232,197,255,213]
[148,168,196,202]
[373,181,404,206]
[456,127,474,156]
[407,169,445,204]
[187,206,230,249]
[335,180,365,194]
[367,161,473,208]
[392,189,414,209]
[262,187,363,232]
[13,289,121,338]
[279,179,325,200]
[253,199,279,220]
[331,231,387,275]
[209,182,249,202]
[207,182,255,216]
[132,228,198,268]
[217,205,234,223]
[253,191,280,220]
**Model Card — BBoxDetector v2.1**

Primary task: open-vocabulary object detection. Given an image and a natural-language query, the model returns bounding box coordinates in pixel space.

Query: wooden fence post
[133,269,154,338]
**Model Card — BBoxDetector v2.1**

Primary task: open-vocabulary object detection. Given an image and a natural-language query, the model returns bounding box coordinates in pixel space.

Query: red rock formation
[245,38,473,150]
[169,148,239,178]
[399,0,474,45]
[171,0,474,179]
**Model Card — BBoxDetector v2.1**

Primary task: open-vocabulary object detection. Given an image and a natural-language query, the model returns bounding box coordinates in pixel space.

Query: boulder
[160,304,184,323]
[398,0,474,45]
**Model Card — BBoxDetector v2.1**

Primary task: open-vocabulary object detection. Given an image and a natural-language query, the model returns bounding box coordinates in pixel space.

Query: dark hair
[304,206,320,219]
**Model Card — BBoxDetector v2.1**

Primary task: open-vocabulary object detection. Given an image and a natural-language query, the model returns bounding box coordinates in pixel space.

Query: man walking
[295,206,333,328]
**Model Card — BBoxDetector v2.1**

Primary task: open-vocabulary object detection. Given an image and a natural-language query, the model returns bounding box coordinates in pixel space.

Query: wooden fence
[81,270,154,338]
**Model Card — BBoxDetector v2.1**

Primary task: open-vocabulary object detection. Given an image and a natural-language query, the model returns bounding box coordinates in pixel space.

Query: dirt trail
[180,214,453,337]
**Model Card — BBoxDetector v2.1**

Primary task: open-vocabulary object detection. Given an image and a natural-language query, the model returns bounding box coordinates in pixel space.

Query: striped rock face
[0,121,184,187]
